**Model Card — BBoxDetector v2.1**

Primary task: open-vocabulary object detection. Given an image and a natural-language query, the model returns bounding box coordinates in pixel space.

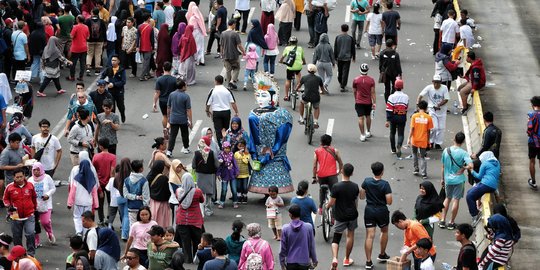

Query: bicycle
[318,184,334,242]
[290,75,298,110]
[304,99,315,145]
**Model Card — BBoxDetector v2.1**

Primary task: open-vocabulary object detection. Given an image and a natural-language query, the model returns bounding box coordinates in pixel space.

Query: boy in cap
[418,74,449,150]
[353,63,376,142]
[385,77,408,157]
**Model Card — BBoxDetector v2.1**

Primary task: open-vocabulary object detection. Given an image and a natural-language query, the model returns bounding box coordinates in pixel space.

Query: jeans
[31,56,43,82]
[168,123,190,152]
[389,121,406,152]
[141,52,152,77]
[117,199,130,239]
[307,11,316,45]
[11,214,35,256]
[39,77,63,92]
[97,189,111,223]
[220,179,238,203]
[337,60,351,88]
[107,206,118,227]
[70,52,87,78]
[244,69,255,85]
[466,183,495,217]
[175,225,203,263]
[87,42,104,69]
[412,146,427,176]
[236,177,249,194]
[263,55,276,74]
[212,110,231,149]
[351,20,365,46]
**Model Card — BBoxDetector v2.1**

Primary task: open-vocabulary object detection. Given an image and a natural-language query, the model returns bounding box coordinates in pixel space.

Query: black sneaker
[434,144,442,150]
[396,148,402,158]
[438,221,446,229]
[377,253,390,262]
[446,223,456,230]
[422,174,428,179]
[413,170,419,175]
[365,261,373,269]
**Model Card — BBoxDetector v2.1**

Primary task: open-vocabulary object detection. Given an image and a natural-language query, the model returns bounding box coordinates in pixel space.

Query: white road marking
[345,5,351,23]
[326,118,335,136]
[189,120,203,145]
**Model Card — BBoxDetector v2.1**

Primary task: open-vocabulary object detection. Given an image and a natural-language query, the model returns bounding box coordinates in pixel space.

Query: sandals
[529,179,538,190]
[283,96,290,101]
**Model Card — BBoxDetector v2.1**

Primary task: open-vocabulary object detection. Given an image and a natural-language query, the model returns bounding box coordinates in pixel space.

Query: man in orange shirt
[408,100,433,179]
[391,210,437,270]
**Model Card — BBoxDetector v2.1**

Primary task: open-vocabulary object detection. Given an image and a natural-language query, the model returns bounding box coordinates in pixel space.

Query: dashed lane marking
[189,120,203,145]
[345,5,351,23]
[326,118,335,136]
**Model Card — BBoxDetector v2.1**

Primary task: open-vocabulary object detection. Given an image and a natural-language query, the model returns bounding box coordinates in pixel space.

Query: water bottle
[453,100,459,115]
[441,262,453,270]
[371,109,375,119]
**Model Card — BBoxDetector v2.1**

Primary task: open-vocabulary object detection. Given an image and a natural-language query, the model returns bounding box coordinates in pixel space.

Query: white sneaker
[365,131,372,138]
[166,150,172,157]
[360,135,366,142]
[181,148,191,154]
[48,234,56,244]
[298,118,305,124]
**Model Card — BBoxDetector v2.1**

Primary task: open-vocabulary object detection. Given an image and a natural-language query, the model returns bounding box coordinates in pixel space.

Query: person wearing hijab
[187,4,206,66]
[148,160,172,228]
[274,0,295,46]
[414,181,444,238]
[171,22,186,77]
[168,159,189,225]
[467,151,501,223]
[114,158,132,240]
[106,16,118,67]
[263,24,279,77]
[28,22,47,83]
[28,162,57,246]
[38,36,72,97]
[94,227,121,269]
[170,10,187,39]
[174,173,204,264]
[179,24,197,85]
[192,136,218,216]
[67,151,99,234]
[81,0,95,19]
[247,19,269,52]
[492,204,521,243]
[156,24,173,77]
[73,256,93,270]
[478,214,515,270]
[200,127,220,156]
[5,112,32,145]
[312,33,336,91]
[238,223,274,270]
[222,117,250,153]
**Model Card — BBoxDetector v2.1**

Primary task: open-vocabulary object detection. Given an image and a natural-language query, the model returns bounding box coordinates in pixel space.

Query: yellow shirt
[294,0,305,12]
[234,151,250,178]
[99,8,110,23]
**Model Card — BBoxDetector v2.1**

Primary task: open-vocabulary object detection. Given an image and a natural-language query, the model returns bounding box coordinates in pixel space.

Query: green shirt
[58,14,75,39]
[350,0,369,21]
[147,241,176,270]
[282,45,304,71]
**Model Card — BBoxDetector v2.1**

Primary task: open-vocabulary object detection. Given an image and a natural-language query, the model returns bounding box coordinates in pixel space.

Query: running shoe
[360,135,366,142]
[166,150,172,158]
[446,223,456,230]
[343,258,354,267]
[413,170,419,175]
[365,131,372,138]
[365,261,373,270]
[438,221,446,229]
[298,118,305,125]
[181,148,191,154]
[377,253,390,262]
[529,179,538,190]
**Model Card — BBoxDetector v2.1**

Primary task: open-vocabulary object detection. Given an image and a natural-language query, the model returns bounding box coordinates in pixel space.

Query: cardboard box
[386,256,411,270]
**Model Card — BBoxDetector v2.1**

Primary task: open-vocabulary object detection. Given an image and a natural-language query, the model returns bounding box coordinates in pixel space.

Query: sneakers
[528,178,538,190]
[181,148,191,154]
[365,261,373,270]
[377,253,390,262]
[360,134,366,142]
[413,170,419,175]
[343,258,354,267]
[422,174,428,179]
[446,222,456,230]
[438,221,446,229]
[166,150,172,158]
[365,131,372,138]
[94,70,100,76]
[298,118,305,125]
[129,74,135,78]
[471,215,481,227]
[86,69,91,76]
[396,148,402,158]
[48,234,56,245]
[461,106,470,115]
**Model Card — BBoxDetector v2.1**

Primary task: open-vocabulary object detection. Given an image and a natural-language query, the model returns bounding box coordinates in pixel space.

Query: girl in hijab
[38,36,72,96]
[28,162,57,246]
[238,223,274,270]
[169,159,189,225]
[263,24,279,77]
[28,22,46,83]
[192,136,218,216]
[95,227,121,269]
[106,16,118,67]
[114,157,132,240]
[274,0,295,46]
[156,24,172,77]
[414,181,444,238]
[174,173,204,263]
[466,151,500,223]
[312,33,336,91]
[187,4,206,66]
[478,214,515,270]
[179,25,198,85]
[493,203,521,242]
[222,117,250,153]
[171,23,187,77]
[200,127,220,156]
[5,112,32,145]
[149,137,172,176]
[148,160,171,228]
[67,151,99,234]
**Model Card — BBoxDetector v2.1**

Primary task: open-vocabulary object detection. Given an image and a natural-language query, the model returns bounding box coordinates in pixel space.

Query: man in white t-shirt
[163,0,175,28]
[82,211,99,263]
[417,75,449,149]
[205,75,239,148]
[459,18,475,48]
[31,119,62,177]
[439,9,459,52]
[415,238,435,270]
[123,248,147,270]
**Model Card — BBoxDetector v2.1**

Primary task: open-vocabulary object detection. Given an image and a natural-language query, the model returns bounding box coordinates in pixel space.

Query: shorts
[528,143,540,159]
[333,218,358,233]
[355,103,372,117]
[368,34,383,47]
[445,183,465,199]
[385,34,398,45]
[301,99,320,109]
[159,100,168,116]
[364,207,390,228]
[286,69,301,80]
[268,214,283,229]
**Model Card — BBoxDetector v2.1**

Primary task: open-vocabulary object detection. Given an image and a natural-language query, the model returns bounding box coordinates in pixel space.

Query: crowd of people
[0,0,536,269]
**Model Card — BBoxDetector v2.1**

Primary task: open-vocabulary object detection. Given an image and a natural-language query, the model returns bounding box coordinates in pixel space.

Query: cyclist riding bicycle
[313,134,343,213]
[296,64,326,128]
[279,36,306,101]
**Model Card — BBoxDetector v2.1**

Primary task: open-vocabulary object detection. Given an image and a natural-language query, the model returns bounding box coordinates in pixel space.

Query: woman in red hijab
[179,25,198,85]
[155,24,172,77]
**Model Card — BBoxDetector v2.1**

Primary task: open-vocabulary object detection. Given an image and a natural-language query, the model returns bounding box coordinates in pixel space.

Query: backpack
[82,227,100,252]
[0,29,7,55]
[283,46,297,67]
[246,240,263,270]
[90,19,101,40]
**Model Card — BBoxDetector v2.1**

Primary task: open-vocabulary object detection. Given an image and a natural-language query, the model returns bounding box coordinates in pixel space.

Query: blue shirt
[350,0,369,21]
[153,10,166,30]
[290,196,317,228]
[472,159,500,190]
[0,94,6,125]
[441,146,472,185]
[11,30,28,61]
[203,258,238,270]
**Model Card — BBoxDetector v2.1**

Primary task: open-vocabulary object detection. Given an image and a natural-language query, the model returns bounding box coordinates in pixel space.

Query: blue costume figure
[248,72,294,194]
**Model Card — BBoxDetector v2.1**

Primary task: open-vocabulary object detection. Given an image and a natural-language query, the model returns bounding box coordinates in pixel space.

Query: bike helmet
[360,63,369,74]
[289,36,298,43]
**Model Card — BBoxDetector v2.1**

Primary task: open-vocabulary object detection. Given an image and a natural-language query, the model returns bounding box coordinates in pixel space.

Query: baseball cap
[7,245,26,261]
[96,79,108,86]
[432,74,442,82]
[147,225,165,236]
[307,64,317,73]
[360,63,369,75]
[395,78,404,89]
[137,0,145,6]
[4,18,13,25]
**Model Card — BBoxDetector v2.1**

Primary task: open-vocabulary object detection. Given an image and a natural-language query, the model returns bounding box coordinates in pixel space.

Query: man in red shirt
[137,13,155,81]
[352,63,376,142]
[68,15,90,81]
[312,134,343,212]
[92,138,116,226]
[3,169,38,257]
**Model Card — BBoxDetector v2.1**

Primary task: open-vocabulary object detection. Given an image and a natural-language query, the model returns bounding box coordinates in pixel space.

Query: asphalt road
[0,0,477,268]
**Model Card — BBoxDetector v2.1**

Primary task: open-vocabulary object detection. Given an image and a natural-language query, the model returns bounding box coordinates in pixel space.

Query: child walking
[265,186,284,241]
[234,140,250,204]
[217,141,239,208]
[243,44,259,91]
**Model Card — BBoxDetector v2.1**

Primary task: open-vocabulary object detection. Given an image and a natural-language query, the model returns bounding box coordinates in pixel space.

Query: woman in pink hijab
[187,4,207,66]
[263,24,279,77]
[28,162,57,246]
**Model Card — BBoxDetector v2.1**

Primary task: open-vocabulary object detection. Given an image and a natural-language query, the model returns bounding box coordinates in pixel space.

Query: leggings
[35,209,54,245]
[389,121,406,152]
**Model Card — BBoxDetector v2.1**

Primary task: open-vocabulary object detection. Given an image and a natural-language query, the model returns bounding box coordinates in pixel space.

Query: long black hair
[231,220,245,241]
[296,180,309,196]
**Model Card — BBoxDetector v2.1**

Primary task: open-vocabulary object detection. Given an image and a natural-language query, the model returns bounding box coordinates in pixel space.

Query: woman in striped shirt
[479,214,515,270]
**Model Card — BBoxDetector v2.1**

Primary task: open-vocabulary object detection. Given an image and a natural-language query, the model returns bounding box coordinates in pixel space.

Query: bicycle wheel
[307,104,314,144]
[322,204,331,242]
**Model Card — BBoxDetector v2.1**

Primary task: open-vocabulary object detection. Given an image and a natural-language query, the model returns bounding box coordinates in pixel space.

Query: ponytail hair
[296,180,309,196]
[152,137,166,149]
[231,220,245,241]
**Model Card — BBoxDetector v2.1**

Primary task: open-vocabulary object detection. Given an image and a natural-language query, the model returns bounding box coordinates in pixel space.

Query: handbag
[251,160,261,171]
[283,46,297,67]
[15,82,30,94]
[33,135,52,161]
[266,207,277,219]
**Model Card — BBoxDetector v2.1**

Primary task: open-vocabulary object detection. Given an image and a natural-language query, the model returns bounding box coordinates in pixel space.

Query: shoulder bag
[34,135,52,161]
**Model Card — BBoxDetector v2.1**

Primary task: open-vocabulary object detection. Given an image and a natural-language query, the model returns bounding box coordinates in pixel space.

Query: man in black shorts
[360,162,392,269]
[352,63,376,142]
[153,61,177,138]
[326,163,359,268]
[527,95,540,189]
[296,64,326,128]
[279,36,306,101]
